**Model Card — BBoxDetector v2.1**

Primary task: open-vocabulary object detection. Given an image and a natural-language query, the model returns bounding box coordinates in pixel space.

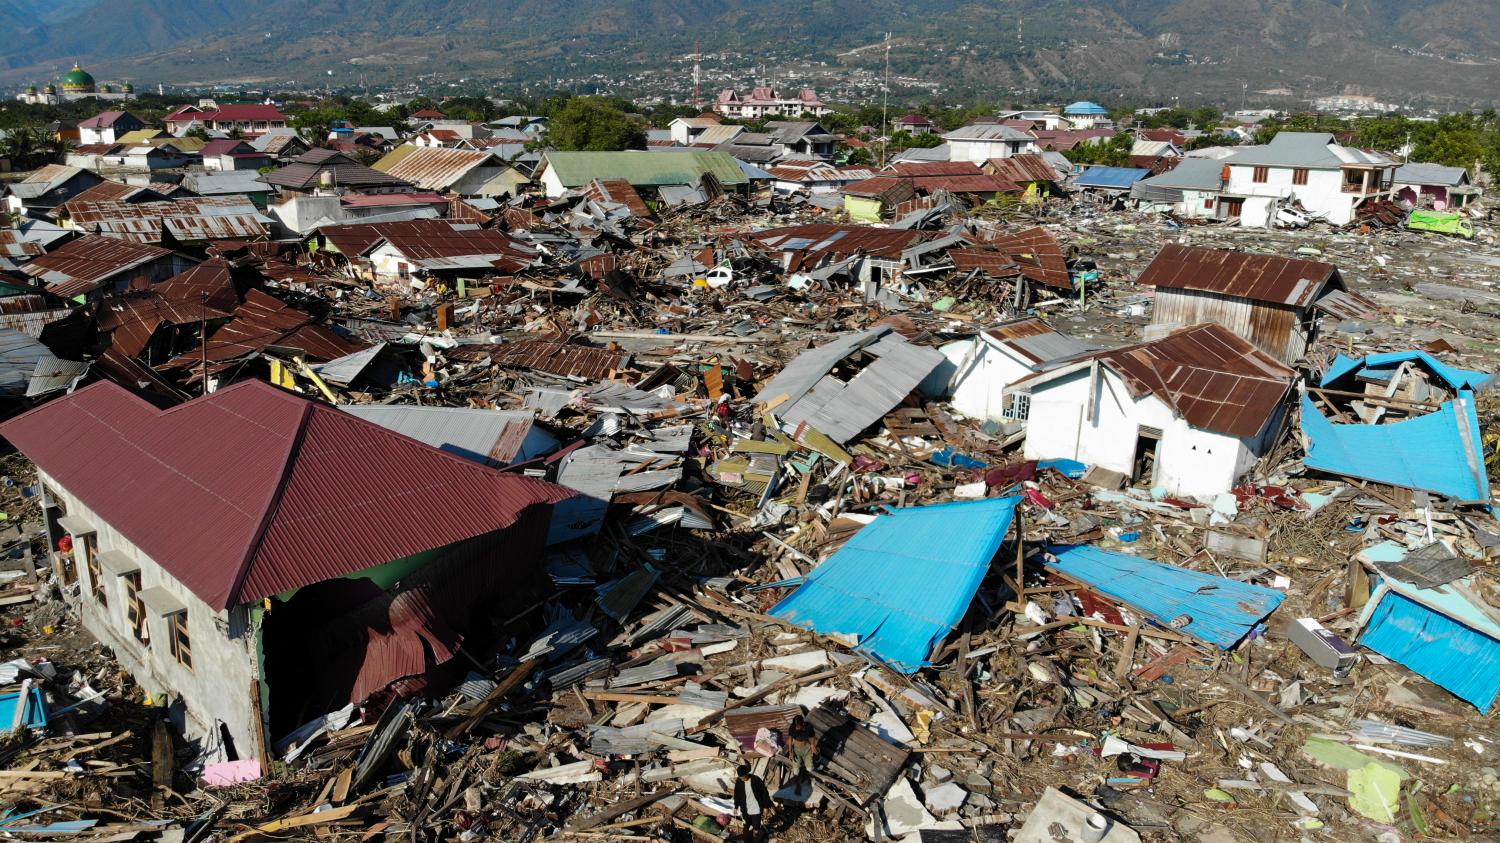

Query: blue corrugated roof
[1359,585,1500,712]
[1044,545,1284,649]
[1075,166,1150,189]
[770,497,1020,672]
[1322,351,1493,392]
[1301,394,1490,503]
[1064,101,1110,115]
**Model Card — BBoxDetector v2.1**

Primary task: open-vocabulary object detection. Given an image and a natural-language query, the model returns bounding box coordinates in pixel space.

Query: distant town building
[1062,101,1113,130]
[714,87,830,119]
[1313,94,1399,114]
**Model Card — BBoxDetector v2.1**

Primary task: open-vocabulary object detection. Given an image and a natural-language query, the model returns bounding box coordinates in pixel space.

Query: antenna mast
[693,39,702,108]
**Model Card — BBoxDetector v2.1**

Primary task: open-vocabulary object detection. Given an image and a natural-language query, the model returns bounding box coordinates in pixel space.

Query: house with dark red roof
[894,113,934,135]
[164,103,289,136]
[78,111,146,146]
[4,379,572,759]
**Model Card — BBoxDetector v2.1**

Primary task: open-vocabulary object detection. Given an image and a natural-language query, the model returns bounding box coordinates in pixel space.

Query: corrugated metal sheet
[263,149,411,191]
[984,226,1072,290]
[0,379,574,609]
[1045,544,1284,649]
[0,328,51,396]
[95,290,234,357]
[380,147,497,191]
[1074,166,1150,189]
[0,308,71,339]
[751,223,929,267]
[162,288,364,366]
[583,179,652,218]
[488,340,627,380]
[544,151,749,189]
[341,404,556,466]
[771,497,1020,672]
[1323,350,1493,392]
[67,197,268,244]
[984,317,1091,367]
[1139,244,1337,307]
[1359,582,1500,712]
[26,353,87,397]
[1098,323,1294,439]
[22,234,171,295]
[1301,394,1489,503]
[754,327,945,444]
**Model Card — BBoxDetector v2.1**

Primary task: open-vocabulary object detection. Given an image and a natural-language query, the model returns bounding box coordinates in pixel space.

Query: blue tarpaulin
[1358,577,1500,712]
[1044,545,1285,649]
[1074,166,1150,190]
[770,497,1020,672]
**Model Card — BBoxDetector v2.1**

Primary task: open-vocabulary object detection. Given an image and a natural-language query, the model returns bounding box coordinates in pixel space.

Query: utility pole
[880,32,892,168]
[693,39,702,108]
[199,292,209,395]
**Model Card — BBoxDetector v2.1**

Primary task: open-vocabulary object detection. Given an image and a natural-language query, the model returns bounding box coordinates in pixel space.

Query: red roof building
[4,378,572,609]
[164,103,289,136]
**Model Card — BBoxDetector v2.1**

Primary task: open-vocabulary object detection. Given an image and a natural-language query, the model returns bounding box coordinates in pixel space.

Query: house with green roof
[538,150,748,198]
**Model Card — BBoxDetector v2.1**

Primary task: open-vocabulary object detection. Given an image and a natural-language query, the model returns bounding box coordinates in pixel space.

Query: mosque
[15,64,133,105]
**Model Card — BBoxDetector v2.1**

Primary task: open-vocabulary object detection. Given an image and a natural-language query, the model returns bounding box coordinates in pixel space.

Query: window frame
[168,610,192,670]
[87,540,107,607]
[124,571,147,643]
[1252,166,1269,183]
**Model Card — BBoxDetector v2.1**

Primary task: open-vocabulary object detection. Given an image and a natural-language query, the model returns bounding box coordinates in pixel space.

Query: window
[1252,166,1269,183]
[87,541,106,607]
[168,611,192,670]
[1292,168,1309,186]
[1004,393,1032,421]
[1203,197,1215,209]
[125,572,147,643]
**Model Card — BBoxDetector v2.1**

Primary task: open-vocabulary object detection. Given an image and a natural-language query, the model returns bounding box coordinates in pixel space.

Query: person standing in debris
[733,764,771,840]
[786,713,815,781]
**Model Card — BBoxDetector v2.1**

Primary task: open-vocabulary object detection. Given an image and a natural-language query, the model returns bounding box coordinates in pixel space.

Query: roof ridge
[223,393,314,607]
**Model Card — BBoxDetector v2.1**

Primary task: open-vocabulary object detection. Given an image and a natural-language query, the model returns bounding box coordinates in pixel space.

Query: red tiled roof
[0,380,572,609]
[1138,244,1338,307]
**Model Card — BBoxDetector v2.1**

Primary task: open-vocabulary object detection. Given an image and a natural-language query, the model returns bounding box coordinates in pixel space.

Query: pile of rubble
[0,188,1497,843]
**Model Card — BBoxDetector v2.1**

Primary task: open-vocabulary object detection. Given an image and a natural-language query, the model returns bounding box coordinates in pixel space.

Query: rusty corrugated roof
[487,340,628,380]
[749,223,930,269]
[583,178,652,218]
[983,226,1071,290]
[0,379,572,609]
[380,146,497,191]
[21,234,173,297]
[95,289,234,357]
[67,196,268,244]
[1138,243,1338,307]
[162,288,364,366]
[1099,323,1294,438]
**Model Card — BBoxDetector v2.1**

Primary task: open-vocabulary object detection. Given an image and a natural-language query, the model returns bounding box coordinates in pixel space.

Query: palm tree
[0,126,53,170]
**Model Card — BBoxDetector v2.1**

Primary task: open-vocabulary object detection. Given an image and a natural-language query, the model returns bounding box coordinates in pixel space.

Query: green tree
[1189,106,1222,132]
[548,96,646,151]
[0,126,62,170]
[1064,131,1133,167]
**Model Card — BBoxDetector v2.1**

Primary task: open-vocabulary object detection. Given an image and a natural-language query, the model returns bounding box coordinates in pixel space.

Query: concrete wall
[1022,367,1262,499]
[43,469,264,760]
[1223,165,1390,227]
[949,139,1036,164]
[946,337,1034,422]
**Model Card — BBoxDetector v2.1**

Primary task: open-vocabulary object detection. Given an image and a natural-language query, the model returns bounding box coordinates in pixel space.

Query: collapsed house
[934,316,1092,425]
[1301,350,1494,503]
[1014,323,1295,498]
[4,379,571,759]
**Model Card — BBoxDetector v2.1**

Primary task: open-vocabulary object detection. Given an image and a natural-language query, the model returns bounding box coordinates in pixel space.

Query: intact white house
[1217,132,1397,227]
[1013,323,1294,499]
[942,124,1038,164]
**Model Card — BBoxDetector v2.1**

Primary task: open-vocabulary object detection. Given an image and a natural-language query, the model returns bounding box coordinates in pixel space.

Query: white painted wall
[945,337,1035,422]
[44,469,263,760]
[540,165,567,198]
[948,137,1037,164]
[1223,164,1383,227]
[1021,367,1265,499]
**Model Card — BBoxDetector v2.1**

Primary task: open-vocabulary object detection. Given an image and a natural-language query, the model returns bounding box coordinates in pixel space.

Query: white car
[1275,207,1312,228]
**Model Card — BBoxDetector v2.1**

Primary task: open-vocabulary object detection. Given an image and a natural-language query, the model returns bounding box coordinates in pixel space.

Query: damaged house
[1014,323,1296,498]
[1138,244,1376,364]
[935,317,1092,425]
[4,379,571,760]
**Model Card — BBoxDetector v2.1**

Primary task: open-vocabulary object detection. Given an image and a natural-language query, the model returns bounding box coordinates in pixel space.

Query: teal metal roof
[771,497,1020,672]
[1064,101,1109,115]
[1359,578,1500,711]
[1045,545,1284,649]
[544,151,749,189]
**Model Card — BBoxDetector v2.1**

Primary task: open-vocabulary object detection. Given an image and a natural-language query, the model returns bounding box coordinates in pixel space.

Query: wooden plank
[580,691,680,706]
[566,786,682,831]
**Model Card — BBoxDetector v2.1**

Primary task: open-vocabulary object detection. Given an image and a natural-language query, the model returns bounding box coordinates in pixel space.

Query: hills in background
[3,0,1500,107]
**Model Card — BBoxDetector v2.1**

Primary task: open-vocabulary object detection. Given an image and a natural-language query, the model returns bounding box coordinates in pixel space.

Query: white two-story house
[943,124,1039,164]
[1217,132,1397,227]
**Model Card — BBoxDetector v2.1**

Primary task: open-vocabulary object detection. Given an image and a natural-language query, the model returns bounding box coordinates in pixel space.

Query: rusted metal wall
[1150,288,1305,362]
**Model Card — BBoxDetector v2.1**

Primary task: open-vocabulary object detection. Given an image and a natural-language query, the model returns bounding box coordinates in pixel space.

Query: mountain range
[3,0,1499,106]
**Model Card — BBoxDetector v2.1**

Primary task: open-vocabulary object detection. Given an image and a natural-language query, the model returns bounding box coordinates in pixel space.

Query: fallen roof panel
[771,497,1020,672]
[1045,544,1285,649]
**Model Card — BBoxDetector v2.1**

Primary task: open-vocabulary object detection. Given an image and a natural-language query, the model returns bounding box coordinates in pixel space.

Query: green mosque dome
[61,64,96,92]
